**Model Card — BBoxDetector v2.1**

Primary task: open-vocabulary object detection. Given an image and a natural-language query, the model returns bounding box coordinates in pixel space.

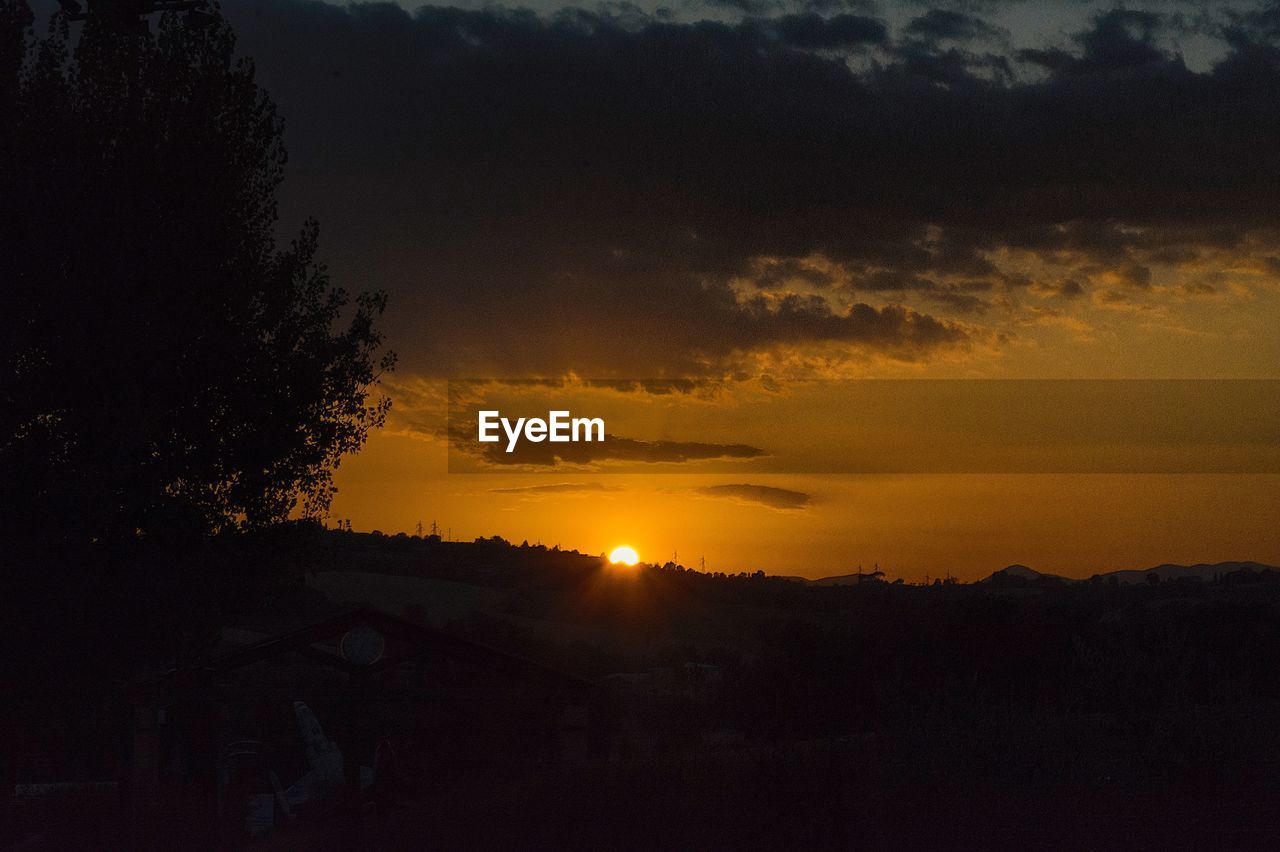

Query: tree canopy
[1,2,395,553]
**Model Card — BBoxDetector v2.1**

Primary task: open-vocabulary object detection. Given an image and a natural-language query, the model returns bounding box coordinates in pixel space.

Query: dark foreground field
[6,527,1280,849]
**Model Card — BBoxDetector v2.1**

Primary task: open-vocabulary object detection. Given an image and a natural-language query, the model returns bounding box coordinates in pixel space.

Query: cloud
[700,0,782,14]
[581,379,708,395]
[750,13,888,48]
[1181,281,1220,298]
[1017,9,1167,75]
[216,0,1280,381]
[468,434,767,467]
[1054,279,1085,299]
[904,10,1005,43]
[490,482,621,493]
[792,0,877,12]
[695,483,811,509]
[1225,3,1280,45]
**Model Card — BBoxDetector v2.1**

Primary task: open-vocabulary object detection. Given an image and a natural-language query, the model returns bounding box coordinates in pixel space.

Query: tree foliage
[1,3,394,550]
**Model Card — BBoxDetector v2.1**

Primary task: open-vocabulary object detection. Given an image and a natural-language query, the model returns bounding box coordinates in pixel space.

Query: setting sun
[608,545,639,566]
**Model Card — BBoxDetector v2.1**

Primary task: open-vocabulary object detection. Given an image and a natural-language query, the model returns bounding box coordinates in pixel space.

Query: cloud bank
[214,0,1280,380]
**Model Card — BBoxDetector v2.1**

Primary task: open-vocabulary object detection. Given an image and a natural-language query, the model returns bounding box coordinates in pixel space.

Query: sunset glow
[14,0,1280,842]
[608,545,639,566]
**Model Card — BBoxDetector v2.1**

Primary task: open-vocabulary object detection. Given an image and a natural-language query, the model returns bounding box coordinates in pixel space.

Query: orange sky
[331,372,1280,581]
[332,427,1280,581]
[325,269,1280,580]
[327,267,1280,581]
[268,4,1280,581]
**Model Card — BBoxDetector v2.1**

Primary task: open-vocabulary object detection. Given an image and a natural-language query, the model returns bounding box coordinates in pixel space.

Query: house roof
[153,607,596,695]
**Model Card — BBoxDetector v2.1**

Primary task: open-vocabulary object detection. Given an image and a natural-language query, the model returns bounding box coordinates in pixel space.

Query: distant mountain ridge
[979,561,1277,586]
[793,561,1279,586]
[984,564,1070,583]
[809,569,886,587]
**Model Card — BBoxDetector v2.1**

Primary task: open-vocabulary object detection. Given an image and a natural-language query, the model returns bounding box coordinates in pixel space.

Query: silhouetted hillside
[981,560,1280,586]
[10,523,1280,848]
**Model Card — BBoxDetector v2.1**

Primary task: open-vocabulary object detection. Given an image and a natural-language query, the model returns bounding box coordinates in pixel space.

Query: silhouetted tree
[1,3,394,554]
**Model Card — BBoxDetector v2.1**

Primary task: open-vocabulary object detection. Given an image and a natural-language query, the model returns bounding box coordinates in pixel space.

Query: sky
[190,0,1280,578]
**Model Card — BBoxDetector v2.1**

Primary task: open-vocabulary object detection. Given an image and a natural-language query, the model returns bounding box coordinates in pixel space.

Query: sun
[608,545,640,566]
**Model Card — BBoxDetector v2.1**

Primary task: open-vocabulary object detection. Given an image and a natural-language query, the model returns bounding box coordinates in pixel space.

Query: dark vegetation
[2,0,392,702]
[293,531,1280,848]
[17,527,1280,847]
[2,0,394,563]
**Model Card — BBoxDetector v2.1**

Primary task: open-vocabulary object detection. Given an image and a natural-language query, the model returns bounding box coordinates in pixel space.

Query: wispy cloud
[490,482,621,494]
[695,483,811,509]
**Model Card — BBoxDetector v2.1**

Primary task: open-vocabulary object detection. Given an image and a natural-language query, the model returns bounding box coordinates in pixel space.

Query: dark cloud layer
[904,9,1005,43]
[213,0,1280,379]
[756,12,887,48]
[471,434,766,467]
[696,483,811,509]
